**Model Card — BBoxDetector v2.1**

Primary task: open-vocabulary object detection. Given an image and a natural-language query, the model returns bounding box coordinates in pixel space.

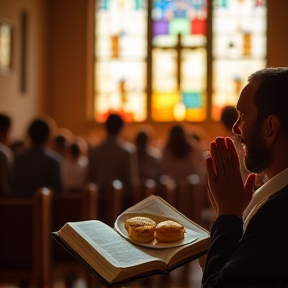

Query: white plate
[114,212,200,249]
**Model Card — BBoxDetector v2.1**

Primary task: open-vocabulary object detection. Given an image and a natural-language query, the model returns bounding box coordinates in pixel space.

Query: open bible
[52,195,210,285]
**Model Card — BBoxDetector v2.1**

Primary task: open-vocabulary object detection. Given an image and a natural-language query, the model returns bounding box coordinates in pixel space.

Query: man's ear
[265,115,281,140]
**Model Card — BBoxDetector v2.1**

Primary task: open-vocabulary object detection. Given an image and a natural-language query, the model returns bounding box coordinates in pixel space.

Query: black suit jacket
[202,185,288,288]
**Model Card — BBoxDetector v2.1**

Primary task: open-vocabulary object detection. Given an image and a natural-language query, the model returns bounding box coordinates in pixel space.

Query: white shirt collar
[243,168,288,229]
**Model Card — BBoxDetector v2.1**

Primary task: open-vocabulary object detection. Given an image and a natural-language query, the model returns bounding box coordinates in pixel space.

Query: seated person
[160,124,206,183]
[0,113,13,196]
[62,137,88,192]
[88,113,139,211]
[12,116,63,197]
[134,128,162,185]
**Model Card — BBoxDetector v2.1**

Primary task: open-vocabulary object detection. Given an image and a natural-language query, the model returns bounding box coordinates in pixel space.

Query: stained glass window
[94,0,267,123]
[95,0,147,122]
[212,0,267,120]
[151,0,207,122]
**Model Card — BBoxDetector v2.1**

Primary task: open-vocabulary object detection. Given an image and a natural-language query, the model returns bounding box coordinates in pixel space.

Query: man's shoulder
[147,146,162,159]
[89,140,114,154]
[15,148,30,159]
[121,140,136,153]
[89,138,135,156]
[268,184,288,203]
[254,185,288,222]
[44,148,63,163]
[16,147,62,163]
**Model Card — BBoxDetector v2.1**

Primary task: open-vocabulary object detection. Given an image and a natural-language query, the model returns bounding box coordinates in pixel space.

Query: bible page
[61,220,164,269]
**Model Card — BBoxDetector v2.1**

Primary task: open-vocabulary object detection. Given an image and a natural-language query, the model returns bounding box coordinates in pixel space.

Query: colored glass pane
[186,108,206,122]
[169,18,191,35]
[152,0,207,47]
[182,92,202,109]
[212,0,267,120]
[152,91,181,121]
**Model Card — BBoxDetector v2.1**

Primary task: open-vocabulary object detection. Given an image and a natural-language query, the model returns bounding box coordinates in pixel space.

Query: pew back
[0,188,52,288]
[51,184,98,287]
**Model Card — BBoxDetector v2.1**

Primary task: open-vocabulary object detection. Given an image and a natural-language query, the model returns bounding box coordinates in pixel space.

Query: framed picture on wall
[0,21,13,75]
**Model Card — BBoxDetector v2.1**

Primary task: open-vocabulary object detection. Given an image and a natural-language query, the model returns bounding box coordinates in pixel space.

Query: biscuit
[125,216,156,243]
[125,216,156,230]
[155,220,185,243]
[128,225,155,243]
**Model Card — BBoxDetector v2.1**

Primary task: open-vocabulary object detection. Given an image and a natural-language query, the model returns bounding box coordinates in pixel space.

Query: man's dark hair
[249,67,288,135]
[28,118,51,145]
[0,113,11,131]
[105,113,124,136]
[220,106,238,132]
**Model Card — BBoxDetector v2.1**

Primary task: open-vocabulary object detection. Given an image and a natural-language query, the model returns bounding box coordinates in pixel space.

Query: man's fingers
[226,137,241,175]
[210,140,224,175]
[205,155,216,179]
[206,156,218,215]
[207,184,218,214]
[215,137,238,176]
[205,137,251,217]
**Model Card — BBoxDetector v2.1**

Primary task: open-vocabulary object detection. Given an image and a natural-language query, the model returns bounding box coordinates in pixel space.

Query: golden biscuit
[128,225,155,243]
[125,216,156,230]
[125,216,156,243]
[155,220,185,243]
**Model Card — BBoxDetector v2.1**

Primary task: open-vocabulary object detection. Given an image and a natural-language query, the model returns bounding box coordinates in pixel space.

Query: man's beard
[243,121,271,174]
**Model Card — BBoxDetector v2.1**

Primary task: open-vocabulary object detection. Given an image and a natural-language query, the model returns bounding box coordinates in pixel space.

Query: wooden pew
[0,187,53,288]
[96,180,123,227]
[134,179,157,204]
[51,183,98,286]
[155,175,208,226]
[155,175,177,206]
[185,174,209,226]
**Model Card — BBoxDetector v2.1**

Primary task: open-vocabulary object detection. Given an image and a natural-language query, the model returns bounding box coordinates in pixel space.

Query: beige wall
[46,0,90,135]
[0,0,47,140]
[267,0,288,67]
[1,0,288,144]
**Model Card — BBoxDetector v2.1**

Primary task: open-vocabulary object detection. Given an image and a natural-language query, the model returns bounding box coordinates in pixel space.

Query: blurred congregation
[0,111,210,225]
[1,0,288,287]
[0,110,212,288]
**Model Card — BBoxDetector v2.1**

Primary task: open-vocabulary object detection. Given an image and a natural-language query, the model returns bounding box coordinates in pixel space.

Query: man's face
[243,118,271,174]
[233,81,272,174]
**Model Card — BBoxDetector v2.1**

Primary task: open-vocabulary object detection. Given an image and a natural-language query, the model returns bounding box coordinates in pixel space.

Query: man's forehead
[236,81,260,112]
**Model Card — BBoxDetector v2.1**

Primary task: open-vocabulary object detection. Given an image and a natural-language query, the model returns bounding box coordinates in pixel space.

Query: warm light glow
[173,102,186,121]
[0,23,12,70]
[152,91,180,121]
